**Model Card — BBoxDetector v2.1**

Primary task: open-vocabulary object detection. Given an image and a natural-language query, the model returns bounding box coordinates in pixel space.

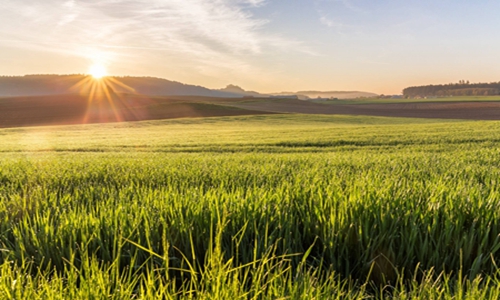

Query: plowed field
[229,99,500,120]
[0,94,276,128]
[2,94,500,128]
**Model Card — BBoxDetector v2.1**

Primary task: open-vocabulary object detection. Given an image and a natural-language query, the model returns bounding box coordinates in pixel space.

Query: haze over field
[2,1,500,94]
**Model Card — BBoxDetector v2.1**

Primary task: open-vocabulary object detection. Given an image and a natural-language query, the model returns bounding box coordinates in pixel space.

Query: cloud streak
[0,0,302,80]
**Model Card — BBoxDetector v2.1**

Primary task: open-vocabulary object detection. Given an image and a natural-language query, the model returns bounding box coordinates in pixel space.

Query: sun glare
[89,64,107,79]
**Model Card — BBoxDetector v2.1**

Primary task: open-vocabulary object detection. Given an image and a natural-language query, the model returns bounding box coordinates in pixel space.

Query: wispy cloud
[0,0,306,80]
[319,16,342,29]
[317,12,349,36]
[315,0,364,35]
[337,0,367,14]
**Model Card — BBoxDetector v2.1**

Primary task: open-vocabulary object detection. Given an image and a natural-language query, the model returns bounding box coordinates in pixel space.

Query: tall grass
[1,115,500,298]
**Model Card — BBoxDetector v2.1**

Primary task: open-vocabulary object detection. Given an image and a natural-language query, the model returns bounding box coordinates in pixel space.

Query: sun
[88,64,107,79]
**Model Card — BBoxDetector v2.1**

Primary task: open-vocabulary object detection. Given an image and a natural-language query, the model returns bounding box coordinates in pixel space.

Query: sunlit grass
[0,114,463,152]
[1,114,500,298]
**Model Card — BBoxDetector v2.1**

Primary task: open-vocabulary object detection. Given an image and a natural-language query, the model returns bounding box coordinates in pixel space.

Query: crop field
[229,98,500,120]
[2,114,500,299]
[0,94,276,128]
[4,94,500,130]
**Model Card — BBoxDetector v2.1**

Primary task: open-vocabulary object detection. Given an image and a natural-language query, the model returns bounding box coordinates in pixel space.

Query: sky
[1,0,500,94]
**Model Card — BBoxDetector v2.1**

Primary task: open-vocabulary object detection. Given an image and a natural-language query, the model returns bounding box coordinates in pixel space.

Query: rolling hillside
[0,75,241,98]
[0,94,277,128]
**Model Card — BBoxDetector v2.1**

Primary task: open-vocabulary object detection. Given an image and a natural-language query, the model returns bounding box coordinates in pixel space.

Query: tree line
[403,81,500,98]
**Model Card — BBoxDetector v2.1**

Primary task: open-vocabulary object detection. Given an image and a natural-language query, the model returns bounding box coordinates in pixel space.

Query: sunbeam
[68,73,144,125]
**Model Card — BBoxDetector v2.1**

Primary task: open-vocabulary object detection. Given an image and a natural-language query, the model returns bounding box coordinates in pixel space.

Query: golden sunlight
[89,64,107,79]
[69,72,138,125]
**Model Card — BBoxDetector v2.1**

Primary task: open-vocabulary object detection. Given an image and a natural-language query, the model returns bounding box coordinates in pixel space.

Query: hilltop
[0,75,378,100]
[272,90,378,99]
[218,85,379,99]
[0,75,241,98]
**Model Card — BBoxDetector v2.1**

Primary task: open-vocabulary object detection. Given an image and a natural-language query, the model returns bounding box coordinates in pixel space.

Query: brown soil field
[228,99,500,120]
[0,94,276,128]
[2,95,500,129]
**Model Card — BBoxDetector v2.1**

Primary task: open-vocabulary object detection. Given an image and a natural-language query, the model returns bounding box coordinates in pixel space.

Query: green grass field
[2,114,500,299]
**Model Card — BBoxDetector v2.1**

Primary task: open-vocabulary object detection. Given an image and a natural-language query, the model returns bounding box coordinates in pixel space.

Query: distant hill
[0,75,241,98]
[115,77,240,97]
[272,91,378,99]
[218,84,268,98]
[0,75,377,100]
[218,85,377,100]
[0,75,83,97]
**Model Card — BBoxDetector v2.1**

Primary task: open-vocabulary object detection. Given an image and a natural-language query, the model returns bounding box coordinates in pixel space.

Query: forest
[403,80,500,97]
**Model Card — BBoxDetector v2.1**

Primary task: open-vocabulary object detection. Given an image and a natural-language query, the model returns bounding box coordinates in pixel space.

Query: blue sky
[1,0,499,94]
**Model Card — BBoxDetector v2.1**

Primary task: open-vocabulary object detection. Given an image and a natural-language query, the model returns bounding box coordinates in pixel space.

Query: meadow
[2,114,500,299]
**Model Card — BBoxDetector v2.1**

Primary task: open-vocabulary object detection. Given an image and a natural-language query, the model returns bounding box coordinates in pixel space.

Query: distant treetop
[403,81,500,98]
